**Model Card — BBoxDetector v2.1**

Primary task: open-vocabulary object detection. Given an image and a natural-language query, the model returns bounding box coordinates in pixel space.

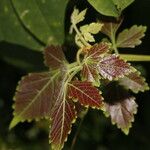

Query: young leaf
[98,54,134,80]
[101,19,123,40]
[116,25,147,48]
[112,0,134,11]
[50,100,76,150]
[87,0,119,17]
[81,42,109,86]
[71,8,87,25]
[44,45,66,69]
[10,71,61,129]
[80,23,103,42]
[102,83,138,135]
[119,72,149,93]
[68,81,103,109]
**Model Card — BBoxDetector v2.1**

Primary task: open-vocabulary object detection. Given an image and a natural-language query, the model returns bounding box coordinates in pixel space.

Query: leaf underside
[119,72,149,93]
[116,25,147,48]
[98,54,133,80]
[103,83,138,135]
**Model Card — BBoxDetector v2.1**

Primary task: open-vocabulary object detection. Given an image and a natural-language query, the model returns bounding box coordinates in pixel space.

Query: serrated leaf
[88,0,119,17]
[71,8,87,24]
[68,81,103,108]
[44,45,66,69]
[10,71,61,129]
[50,100,76,150]
[80,23,103,42]
[102,83,138,135]
[119,72,149,93]
[116,25,147,48]
[98,54,134,80]
[112,0,134,11]
[12,0,67,45]
[101,19,123,40]
[81,43,110,86]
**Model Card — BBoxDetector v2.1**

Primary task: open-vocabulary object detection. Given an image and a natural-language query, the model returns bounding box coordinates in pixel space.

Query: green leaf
[112,0,134,11]
[102,83,138,135]
[71,8,87,25]
[119,72,149,93]
[0,0,43,51]
[80,23,103,43]
[50,100,76,150]
[87,0,119,17]
[9,71,61,129]
[68,81,103,109]
[98,54,134,80]
[116,25,147,48]
[44,45,67,70]
[12,0,68,45]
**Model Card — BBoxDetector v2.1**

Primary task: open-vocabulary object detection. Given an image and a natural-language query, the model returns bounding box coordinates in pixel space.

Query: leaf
[102,82,138,135]
[10,71,61,129]
[87,0,119,17]
[81,43,110,86]
[80,23,103,42]
[12,0,68,45]
[71,8,87,24]
[119,72,149,93]
[112,0,134,11]
[68,81,103,109]
[50,100,76,150]
[44,45,66,69]
[0,0,43,51]
[116,25,147,48]
[101,19,123,40]
[98,54,134,80]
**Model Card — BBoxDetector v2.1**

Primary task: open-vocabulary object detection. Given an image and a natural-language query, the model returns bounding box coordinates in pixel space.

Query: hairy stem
[120,54,150,61]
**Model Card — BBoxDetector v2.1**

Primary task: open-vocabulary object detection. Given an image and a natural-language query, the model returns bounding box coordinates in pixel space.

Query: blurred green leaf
[12,0,68,46]
[87,0,119,17]
[0,0,43,51]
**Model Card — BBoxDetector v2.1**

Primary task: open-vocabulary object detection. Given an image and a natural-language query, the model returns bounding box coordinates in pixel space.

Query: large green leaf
[87,0,119,17]
[12,0,68,45]
[0,0,43,51]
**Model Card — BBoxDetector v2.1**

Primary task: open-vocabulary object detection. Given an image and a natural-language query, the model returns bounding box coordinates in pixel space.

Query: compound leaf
[68,81,103,109]
[44,45,66,69]
[116,25,147,48]
[50,100,76,150]
[10,71,61,129]
[119,72,149,93]
[98,54,134,80]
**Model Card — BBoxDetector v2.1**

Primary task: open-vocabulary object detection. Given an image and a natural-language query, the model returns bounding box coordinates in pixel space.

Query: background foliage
[0,0,150,149]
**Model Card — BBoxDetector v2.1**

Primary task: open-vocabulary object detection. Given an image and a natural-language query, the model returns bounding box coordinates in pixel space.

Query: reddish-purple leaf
[50,100,76,150]
[98,54,133,80]
[87,42,109,59]
[10,71,61,129]
[116,25,147,48]
[102,83,138,135]
[101,19,123,40]
[44,45,66,69]
[104,97,137,135]
[68,81,103,108]
[119,72,149,93]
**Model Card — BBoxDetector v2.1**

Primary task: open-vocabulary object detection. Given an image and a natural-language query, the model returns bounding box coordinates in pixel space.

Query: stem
[72,23,90,47]
[120,54,150,61]
[76,49,83,65]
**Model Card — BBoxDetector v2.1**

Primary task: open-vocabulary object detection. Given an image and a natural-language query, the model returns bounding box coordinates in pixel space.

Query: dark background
[0,0,150,149]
